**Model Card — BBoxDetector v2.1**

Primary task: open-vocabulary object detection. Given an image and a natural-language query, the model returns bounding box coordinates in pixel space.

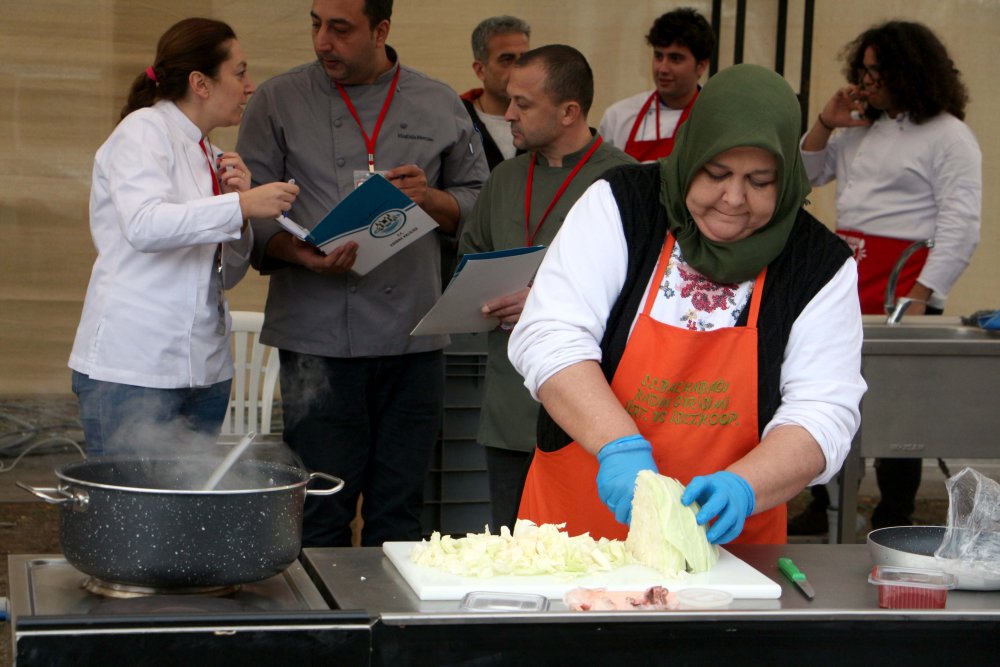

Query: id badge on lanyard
[353,169,389,190]
[339,66,401,190]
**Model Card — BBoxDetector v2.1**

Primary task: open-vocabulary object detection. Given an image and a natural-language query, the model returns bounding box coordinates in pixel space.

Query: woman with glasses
[791,21,981,535]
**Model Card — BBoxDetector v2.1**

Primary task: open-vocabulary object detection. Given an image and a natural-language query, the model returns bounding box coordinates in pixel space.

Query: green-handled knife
[778,557,815,600]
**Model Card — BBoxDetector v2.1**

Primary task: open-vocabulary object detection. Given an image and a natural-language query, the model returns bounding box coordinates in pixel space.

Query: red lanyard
[197,138,221,195]
[336,65,401,173]
[653,93,661,142]
[524,136,603,246]
[633,89,699,144]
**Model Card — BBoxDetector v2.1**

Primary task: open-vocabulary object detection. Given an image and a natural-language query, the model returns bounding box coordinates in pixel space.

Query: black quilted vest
[536,163,852,451]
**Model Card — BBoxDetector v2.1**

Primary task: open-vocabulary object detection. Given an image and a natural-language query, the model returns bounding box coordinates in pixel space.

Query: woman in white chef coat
[509,64,866,545]
[69,17,299,456]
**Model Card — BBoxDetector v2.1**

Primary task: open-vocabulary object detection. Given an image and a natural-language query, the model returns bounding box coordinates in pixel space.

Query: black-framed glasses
[856,64,881,83]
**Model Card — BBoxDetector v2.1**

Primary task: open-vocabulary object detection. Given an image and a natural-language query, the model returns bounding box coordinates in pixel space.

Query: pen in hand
[277,179,296,221]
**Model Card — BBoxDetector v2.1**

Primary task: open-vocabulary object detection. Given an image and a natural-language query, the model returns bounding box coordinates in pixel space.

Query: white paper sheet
[411,247,547,336]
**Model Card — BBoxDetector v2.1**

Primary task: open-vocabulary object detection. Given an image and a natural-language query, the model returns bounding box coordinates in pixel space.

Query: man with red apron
[621,91,697,162]
[519,236,785,545]
[597,8,714,162]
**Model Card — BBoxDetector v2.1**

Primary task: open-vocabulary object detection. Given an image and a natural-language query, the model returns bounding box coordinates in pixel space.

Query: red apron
[837,230,929,315]
[519,235,786,544]
[623,91,697,162]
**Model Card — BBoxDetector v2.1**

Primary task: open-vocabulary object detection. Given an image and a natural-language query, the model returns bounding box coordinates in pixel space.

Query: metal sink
[859,319,1000,453]
[834,317,1000,543]
[864,325,996,341]
[863,320,1000,354]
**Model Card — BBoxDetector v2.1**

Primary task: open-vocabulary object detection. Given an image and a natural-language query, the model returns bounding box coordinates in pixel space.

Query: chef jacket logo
[370,209,406,238]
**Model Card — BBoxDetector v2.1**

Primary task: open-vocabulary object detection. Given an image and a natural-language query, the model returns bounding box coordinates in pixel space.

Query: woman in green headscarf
[508,64,866,545]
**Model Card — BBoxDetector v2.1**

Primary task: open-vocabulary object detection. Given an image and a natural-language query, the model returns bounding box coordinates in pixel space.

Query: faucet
[884,238,934,324]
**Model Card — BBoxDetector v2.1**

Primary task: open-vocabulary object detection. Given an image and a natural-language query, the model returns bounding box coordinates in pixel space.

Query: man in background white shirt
[791,20,981,535]
[460,15,531,171]
[597,8,714,162]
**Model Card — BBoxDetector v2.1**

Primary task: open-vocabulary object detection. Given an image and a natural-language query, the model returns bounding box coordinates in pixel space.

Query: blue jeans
[279,349,444,547]
[71,371,231,457]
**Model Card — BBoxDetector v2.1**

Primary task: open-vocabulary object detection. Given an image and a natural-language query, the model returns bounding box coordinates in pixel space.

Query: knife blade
[778,557,816,600]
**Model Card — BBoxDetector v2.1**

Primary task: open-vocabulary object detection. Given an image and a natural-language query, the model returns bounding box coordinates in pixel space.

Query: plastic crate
[441,406,482,440]
[421,338,493,537]
[443,360,487,408]
[446,332,489,354]
[440,469,489,500]
[439,438,486,469]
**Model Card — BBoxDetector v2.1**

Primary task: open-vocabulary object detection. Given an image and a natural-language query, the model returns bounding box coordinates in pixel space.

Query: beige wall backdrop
[1,0,997,394]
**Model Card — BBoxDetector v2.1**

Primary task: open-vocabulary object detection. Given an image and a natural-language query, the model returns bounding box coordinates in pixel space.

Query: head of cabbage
[626,470,719,576]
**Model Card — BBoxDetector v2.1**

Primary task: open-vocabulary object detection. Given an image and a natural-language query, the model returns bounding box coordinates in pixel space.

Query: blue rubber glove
[681,471,756,545]
[596,434,658,525]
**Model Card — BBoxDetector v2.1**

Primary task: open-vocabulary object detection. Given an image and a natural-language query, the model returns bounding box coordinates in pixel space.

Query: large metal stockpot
[18,456,343,588]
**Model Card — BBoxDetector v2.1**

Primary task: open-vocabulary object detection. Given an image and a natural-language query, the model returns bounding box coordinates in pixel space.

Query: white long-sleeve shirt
[69,100,251,388]
[508,180,866,485]
[598,90,685,152]
[800,112,981,309]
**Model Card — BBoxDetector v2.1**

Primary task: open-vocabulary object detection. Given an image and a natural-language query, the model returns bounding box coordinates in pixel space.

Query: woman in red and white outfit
[509,64,866,545]
[796,21,981,532]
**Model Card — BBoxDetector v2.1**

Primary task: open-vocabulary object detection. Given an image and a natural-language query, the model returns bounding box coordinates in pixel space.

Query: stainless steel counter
[302,544,1000,620]
[301,544,1000,666]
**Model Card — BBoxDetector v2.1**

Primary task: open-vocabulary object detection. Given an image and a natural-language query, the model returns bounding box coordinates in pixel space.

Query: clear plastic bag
[934,467,1000,581]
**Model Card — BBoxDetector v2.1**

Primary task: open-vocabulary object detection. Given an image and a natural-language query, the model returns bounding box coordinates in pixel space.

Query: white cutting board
[383,542,781,601]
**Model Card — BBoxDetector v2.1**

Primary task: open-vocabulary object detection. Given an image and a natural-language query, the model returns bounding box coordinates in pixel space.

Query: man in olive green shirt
[458,45,635,530]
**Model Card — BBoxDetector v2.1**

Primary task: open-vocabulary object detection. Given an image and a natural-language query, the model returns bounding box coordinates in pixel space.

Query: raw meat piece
[564,586,679,611]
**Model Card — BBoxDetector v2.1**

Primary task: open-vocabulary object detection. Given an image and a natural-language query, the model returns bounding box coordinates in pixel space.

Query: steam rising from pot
[85,389,302,491]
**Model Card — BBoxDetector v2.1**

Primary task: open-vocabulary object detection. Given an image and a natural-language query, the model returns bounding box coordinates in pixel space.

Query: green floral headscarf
[659,63,811,283]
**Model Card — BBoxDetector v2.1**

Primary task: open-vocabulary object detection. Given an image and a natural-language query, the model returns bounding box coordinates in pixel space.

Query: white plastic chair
[221,311,281,436]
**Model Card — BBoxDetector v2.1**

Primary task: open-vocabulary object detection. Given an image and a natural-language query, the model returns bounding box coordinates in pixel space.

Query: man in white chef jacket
[460,15,531,171]
[791,20,981,534]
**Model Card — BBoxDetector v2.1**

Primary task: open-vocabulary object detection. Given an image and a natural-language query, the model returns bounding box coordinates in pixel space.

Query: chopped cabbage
[626,470,719,575]
[410,473,718,580]
[410,520,631,578]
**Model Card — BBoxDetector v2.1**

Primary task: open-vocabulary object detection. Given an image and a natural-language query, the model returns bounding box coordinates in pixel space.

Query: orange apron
[837,230,929,315]
[623,91,696,162]
[518,235,786,544]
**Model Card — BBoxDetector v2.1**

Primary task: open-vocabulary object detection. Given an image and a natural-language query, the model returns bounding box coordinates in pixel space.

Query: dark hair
[363,0,393,28]
[471,15,531,62]
[844,20,968,124]
[515,44,594,116]
[119,17,236,122]
[645,7,715,62]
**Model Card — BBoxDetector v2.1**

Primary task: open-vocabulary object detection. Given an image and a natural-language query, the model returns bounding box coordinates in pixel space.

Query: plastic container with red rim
[868,565,958,609]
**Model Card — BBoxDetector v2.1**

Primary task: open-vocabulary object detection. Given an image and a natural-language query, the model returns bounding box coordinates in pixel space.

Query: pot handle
[305,472,345,496]
[16,482,89,511]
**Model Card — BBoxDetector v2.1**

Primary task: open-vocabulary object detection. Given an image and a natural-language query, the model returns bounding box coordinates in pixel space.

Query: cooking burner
[87,593,257,615]
[82,576,240,598]
[7,556,330,616]
[7,555,372,666]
